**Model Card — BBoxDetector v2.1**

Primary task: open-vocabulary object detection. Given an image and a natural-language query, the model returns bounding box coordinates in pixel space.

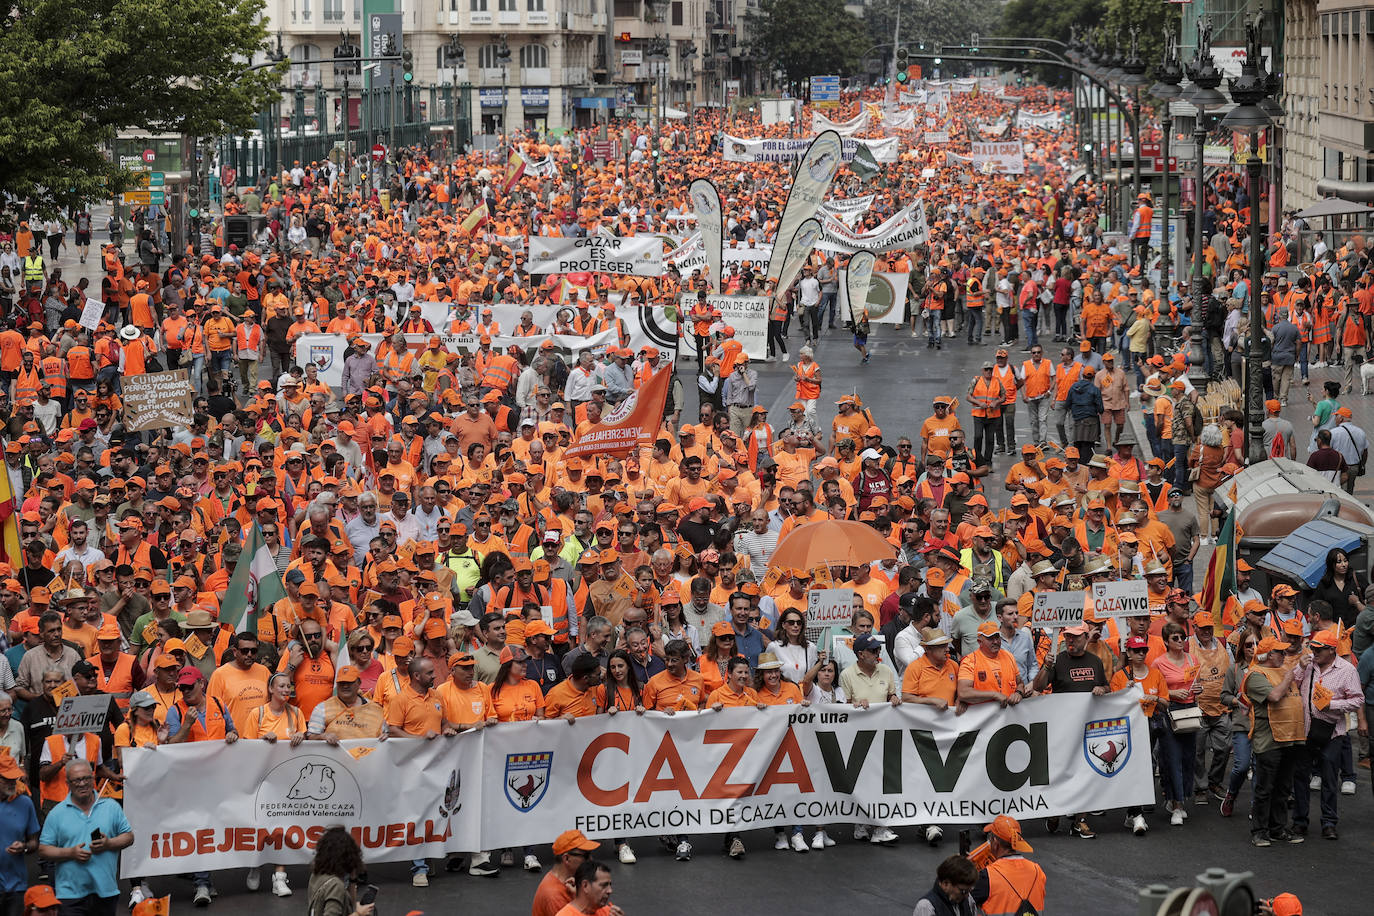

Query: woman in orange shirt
[707,656,764,710]
[754,652,811,854]
[698,623,737,695]
[490,647,545,871]
[241,674,306,896]
[595,649,644,714]
[1111,635,1170,836]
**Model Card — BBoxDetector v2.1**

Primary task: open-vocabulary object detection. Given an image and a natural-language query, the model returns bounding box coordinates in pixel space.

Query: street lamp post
[443,35,466,156]
[1119,28,1152,243]
[1183,17,1226,389]
[1221,15,1274,465]
[497,35,511,143]
[1150,28,1184,293]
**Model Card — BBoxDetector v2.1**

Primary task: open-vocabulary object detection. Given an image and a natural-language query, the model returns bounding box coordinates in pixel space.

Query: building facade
[261,0,712,135]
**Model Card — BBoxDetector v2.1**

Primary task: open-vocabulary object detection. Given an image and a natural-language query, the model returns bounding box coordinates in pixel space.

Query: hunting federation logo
[504,751,553,812]
[311,344,335,372]
[1083,717,1131,778]
[256,757,363,819]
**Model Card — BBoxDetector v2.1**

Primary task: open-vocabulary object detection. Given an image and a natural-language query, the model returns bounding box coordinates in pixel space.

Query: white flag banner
[843,251,876,323]
[979,119,1010,136]
[689,178,725,294]
[951,78,978,94]
[525,157,559,178]
[811,108,870,136]
[770,130,842,292]
[528,235,664,276]
[837,270,910,325]
[721,135,899,164]
[817,202,928,254]
[924,130,951,145]
[121,737,483,876]
[476,693,1153,849]
[819,194,875,226]
[899,90,927,106]
[664,235,773,276]
[971,141,1027,174]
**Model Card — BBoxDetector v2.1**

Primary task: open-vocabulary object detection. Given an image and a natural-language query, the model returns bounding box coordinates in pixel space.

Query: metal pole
[1131,87,1141,204]
[389,78,396,163]
[1245,153,1266,463]
[1160,106,1172,290]
[1190,113,1207,371]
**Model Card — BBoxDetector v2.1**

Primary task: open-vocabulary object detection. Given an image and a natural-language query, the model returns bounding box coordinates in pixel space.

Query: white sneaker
[1311,775,1322,790]
[925,825,943,845]
[1170,808,1185,827]
[790,833,809,853]
[245,868,260,892]
[810,831,827,850]
[869,827,899,845]
[1131,814,1149,836]
[852,824,870,841]
[411,872,428,888]
[1341,780,1356,796]
[271,872,291,897]
[674,840,692,861]
[819,829,836,847]
[129,886,148,908]
[523,854,541,872]
[774,833,789,850]
[617,843,636,864]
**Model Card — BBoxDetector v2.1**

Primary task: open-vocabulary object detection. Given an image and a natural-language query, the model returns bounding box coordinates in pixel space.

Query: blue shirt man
[728,594,767,668]
[37,761,133,905]
[0,752,38,897]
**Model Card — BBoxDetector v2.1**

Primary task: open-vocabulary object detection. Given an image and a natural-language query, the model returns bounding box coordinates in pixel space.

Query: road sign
[142,148,156,163]
[372,143,387,163]
[121,190,165,205]
[149,172,165,187]
[1150,157,1178,171]
[1139,142,1161,158]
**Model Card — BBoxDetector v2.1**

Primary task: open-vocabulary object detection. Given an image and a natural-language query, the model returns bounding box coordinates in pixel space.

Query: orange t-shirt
[543,680,599,719]
[491,679,545,722]
[278,652,335,718]
[957,650,1020,699]
[643,669,706,711]
[436,679,494,727]
[206,662,270,727]
[902,656,959,705]
[385,684,443,735]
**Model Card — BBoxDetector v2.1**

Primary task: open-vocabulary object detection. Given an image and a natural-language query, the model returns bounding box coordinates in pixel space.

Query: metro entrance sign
[372,143,387,163]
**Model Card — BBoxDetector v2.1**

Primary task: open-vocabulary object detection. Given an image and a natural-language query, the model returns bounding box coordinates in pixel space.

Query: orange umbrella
[768,519,896,571]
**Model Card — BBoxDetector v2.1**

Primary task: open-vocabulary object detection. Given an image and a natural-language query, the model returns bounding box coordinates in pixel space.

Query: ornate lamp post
[1149,29,1184,293]
[1182,17,1226,389]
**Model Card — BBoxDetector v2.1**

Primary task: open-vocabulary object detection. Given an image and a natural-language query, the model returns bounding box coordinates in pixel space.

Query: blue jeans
[411,858,428,875]
[965,307,984,342]
[820,290,837,327]
[1020,312,1039,349]
[1173,560,1193,592]
[926,313,941,345]
[1227,730,1253,795]
[1298,342,1309,380]
[1293,733,1345,830]
[210,350,234,378]
[189,353,205,395]
[1172,443,1192,492]
[1144,415,1163,459]
[1158,704,1198,803]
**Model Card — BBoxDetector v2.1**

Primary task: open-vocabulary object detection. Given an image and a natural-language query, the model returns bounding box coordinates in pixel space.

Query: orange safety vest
[1133,204,1154,239]
[480,353,517,391]
[970,376,1005,418]
[13,365,40,407]
[235,323,263,358]
[992,365,1017,405]
[41,733,102,803]
[174,696,230,742]
[66,346,95,381]
[965,277,986,309]
[39,355,66,399]
[89,652,136,708]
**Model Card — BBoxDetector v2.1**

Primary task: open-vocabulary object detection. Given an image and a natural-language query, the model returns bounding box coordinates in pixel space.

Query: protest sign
[528,235,663,276]
[1090,580,1151,619]
[837,270,909,325]
[1030,591,1089,628]
[806,588,853,628]
[721,135,900,164]
[121,370,195,431]
[80,297,104,331]
[55,694,112,736]
[970,142,1026,174]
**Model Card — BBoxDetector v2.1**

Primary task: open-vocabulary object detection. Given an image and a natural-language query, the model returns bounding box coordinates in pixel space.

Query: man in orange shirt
[901,628,958,709]
[385,656,454,887]
[957,621,1024,707]
[532,831,604,916]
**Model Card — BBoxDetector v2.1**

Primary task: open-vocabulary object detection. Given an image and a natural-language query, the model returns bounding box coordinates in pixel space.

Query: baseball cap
[977,620,1000,637]
[335,665,361,683]
[1270,894,1302,916]
[983,815,1032,852]
[1309,630,1339,649]
[552,829,600,856]
[176,666,206,686]
[24,886,60,910]
[1124,636,1150,650]
[852,634,882,653]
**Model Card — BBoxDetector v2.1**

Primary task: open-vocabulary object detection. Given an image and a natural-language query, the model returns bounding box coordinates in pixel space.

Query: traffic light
[619,32,632,42]
[895,46,909,83]
[401,47,414,82]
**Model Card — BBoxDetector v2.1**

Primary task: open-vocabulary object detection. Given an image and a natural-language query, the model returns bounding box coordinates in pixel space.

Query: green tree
[999,0,1105,83]
[864,0,1004,55]
[0,0,285,216]
[746,0,868,84]
[1102,0,1182,76]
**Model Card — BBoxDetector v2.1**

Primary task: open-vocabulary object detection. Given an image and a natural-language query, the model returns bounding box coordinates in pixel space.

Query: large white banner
[122,737,482,876]
[1017,110,1063,131]
[477,692,1152,848]
[665,235,772,276]
[819,195,875,226]
[882,108,916,132]
[528,235,664,276]
[811,109,870,136]
[817,202,929,254]
[970,142,1027,175]
[123,693,1151,870]
[838,270,910,325]
[722,135,900,164]
[690,178,724,294]
[680,295,770,360]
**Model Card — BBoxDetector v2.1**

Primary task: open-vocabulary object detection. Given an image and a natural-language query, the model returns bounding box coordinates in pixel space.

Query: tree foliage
[999,0,1104,83]
[1102,0,1182,79]
[0,0,285,215]
[864,0,1004,55]
[746,0,869,84]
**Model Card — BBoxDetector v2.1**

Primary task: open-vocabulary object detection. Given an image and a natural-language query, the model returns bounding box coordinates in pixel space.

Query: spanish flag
[0,464,19,569]
[1199,508,1236,632]
[459,203,489,236]
[501,150,526,194]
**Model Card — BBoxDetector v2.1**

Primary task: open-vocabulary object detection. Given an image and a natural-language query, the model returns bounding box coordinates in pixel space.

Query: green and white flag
[850,142,880,179]
[219,523,287,635]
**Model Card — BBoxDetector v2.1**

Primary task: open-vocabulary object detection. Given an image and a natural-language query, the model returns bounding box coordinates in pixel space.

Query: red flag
[564,366,672,460]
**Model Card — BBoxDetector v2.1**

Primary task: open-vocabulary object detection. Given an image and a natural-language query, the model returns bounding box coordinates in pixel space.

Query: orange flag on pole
[563,366,672,460]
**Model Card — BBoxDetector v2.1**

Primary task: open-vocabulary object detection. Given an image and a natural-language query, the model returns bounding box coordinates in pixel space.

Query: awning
[1294,197,1374,220]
